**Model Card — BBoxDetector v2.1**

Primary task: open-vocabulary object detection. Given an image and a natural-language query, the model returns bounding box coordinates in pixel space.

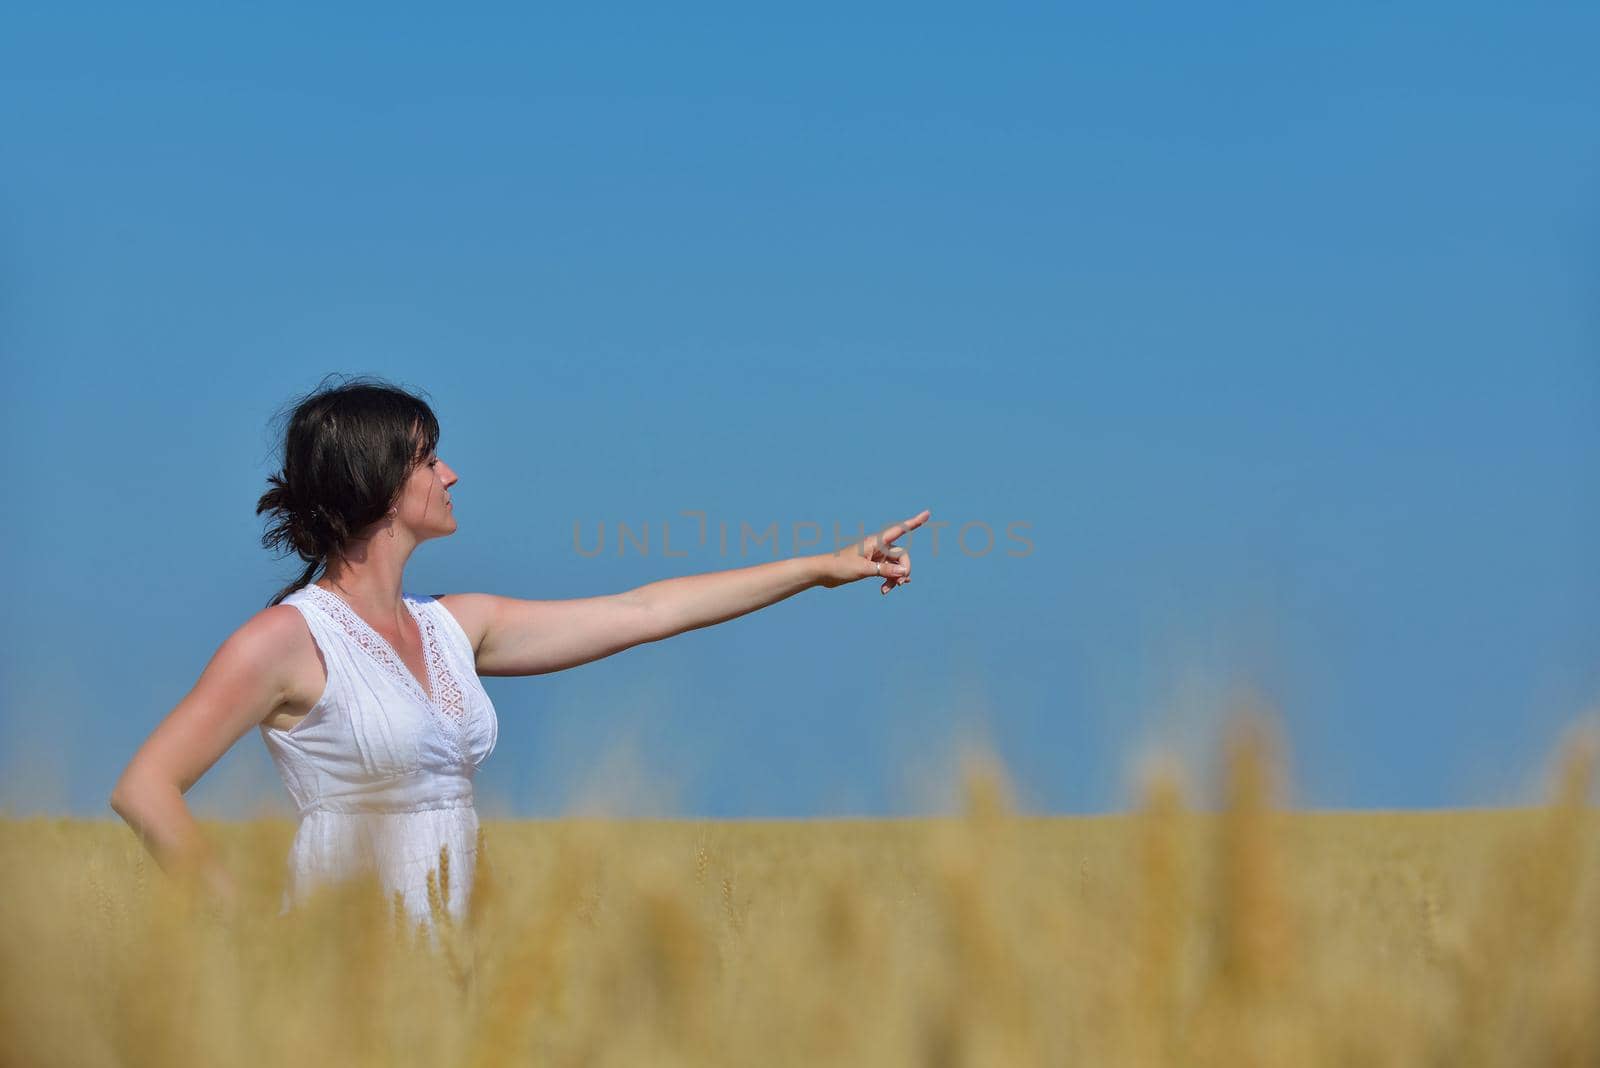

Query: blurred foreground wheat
[2,715,1597,1067]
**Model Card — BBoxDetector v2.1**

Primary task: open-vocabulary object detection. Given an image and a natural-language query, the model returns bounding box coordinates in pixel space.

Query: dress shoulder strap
[278,585,344,649]
[407,594,472,660]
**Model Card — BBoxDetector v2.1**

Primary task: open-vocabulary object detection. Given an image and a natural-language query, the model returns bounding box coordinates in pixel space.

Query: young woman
[110,377,928,930]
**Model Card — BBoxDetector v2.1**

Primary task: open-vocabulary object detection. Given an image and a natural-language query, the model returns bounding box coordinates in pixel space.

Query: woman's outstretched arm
[442,509,929,678]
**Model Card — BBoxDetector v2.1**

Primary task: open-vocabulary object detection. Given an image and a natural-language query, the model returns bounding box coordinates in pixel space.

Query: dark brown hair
[257,375,440,606]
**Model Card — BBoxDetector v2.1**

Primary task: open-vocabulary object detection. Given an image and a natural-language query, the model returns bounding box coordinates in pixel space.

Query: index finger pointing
[880,509,932,545]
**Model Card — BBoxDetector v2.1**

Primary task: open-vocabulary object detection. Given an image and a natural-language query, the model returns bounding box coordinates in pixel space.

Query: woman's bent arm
[110,780,238,904]
[109,606,309,907]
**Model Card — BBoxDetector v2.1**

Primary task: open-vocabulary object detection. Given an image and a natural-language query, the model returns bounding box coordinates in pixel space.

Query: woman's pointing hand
[816,509,931,594]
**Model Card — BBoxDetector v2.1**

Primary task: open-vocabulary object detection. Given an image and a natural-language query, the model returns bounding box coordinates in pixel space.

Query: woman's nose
[442,463,459,487]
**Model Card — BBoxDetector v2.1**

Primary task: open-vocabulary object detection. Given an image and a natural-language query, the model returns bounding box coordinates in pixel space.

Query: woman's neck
[316,547,412,622]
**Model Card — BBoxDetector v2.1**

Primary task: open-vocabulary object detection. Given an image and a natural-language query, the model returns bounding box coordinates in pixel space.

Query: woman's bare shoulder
[233,602,312,651]
[219,603,327,713]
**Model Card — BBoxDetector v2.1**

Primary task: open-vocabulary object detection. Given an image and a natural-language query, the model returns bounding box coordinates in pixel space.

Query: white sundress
[259,583,499,934]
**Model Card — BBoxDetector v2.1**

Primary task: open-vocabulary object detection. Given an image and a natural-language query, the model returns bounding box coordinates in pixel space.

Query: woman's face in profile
[396,446,459,539]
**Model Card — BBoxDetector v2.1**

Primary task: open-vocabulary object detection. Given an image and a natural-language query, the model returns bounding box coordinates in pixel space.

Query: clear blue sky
[3,3,1597,819]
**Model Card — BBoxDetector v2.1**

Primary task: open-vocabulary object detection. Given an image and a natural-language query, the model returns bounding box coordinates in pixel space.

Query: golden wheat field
[3,719,1598,1067]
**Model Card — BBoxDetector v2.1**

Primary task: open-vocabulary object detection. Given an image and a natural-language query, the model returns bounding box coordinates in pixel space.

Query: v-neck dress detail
[259,585,499,933]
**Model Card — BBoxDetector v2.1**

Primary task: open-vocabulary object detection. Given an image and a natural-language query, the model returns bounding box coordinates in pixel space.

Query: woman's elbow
[108,780,139,818]
[109,773,167,818]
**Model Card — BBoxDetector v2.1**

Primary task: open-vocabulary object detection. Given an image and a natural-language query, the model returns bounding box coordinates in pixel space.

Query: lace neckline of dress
[300,583,467,726]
